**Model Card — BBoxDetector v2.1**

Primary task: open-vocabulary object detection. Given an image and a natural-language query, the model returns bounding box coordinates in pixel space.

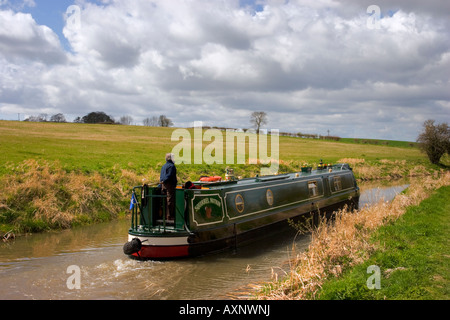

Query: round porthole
[235,194,245,214]
[266,189,274,206]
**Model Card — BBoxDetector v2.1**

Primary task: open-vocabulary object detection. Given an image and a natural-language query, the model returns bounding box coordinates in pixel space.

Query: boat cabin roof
[191,163,353,190]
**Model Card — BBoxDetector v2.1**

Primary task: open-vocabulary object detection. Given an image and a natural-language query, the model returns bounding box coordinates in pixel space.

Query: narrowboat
[123,163,360,260]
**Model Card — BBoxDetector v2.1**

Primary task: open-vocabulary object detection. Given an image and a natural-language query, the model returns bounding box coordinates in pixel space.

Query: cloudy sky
[0,0,449,141]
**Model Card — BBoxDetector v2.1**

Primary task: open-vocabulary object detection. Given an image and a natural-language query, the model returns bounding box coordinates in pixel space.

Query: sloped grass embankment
[255,172,450,300]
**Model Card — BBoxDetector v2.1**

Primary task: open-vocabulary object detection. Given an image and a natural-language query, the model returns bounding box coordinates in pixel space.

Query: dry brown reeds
[256,171,450,300]
[337,158,436,181]
[0,160,124,232]
[337,158,366,166]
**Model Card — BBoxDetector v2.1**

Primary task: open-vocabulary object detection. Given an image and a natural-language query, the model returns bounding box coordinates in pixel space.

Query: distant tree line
[143,115,173,127]
[23,110,343,141]
[25,111,174,127]
[25,113,66,123]
[296,132,341,141]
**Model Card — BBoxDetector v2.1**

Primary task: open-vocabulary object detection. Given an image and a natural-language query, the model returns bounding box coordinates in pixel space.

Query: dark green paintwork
[129,164,360,238]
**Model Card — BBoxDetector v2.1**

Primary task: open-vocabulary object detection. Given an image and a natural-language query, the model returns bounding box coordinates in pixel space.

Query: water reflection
[0,179,409,300]
[359,178,410,207]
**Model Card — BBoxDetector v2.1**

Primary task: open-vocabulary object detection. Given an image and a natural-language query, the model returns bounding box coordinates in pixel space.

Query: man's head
[166,153,175,162]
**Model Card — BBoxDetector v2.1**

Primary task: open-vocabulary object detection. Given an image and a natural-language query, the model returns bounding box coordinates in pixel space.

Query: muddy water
[0,180,409,300]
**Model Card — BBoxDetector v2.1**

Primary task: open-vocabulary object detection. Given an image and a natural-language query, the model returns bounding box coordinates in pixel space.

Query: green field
[0,120,439,177]
[0,121,171,174]
[0,120,446,234]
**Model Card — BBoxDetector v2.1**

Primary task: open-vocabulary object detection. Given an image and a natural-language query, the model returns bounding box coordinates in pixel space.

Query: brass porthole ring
[266,189,274,206]
[235,194,245,213]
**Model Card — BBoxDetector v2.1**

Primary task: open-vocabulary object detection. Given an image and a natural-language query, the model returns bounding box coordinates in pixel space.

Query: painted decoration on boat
[192,194,224,226]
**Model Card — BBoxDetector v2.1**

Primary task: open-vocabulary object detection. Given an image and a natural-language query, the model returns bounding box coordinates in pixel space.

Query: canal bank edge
[317,184,450,300]
[255,171,450,300]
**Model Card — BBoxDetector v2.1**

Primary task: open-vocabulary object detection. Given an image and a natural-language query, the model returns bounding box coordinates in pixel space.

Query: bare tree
[158,115,174,127]
[50,113,67,123]
[24,114,48,122]
[24,115,39,122]
[417,119,450,164]
[143,116,159,127]
[250,111,268,134]
[38,113,48,122]
[120,115,133,125]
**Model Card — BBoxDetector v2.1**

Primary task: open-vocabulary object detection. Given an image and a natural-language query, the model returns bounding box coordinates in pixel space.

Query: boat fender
[200,176,222,182]
[123,238,142,255]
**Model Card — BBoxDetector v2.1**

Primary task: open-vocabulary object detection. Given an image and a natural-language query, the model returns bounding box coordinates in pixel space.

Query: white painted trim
[128,234,189,246]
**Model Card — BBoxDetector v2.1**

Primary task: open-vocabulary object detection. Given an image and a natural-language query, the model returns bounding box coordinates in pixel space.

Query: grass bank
[255,172,450,300]
[0,159,132,234]
[0,121,447,235]
[318,185,450,300]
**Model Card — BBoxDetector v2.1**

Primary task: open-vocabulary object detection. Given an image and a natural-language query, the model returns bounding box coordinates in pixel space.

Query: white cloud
[0,10,66,64]
[0,0,449,141]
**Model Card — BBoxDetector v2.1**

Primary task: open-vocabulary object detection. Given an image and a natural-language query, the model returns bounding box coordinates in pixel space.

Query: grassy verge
[317,185,450,300]
[255,172,450,300]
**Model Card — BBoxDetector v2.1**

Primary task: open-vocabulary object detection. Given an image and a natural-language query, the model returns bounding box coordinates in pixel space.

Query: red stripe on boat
[133,245,189,259]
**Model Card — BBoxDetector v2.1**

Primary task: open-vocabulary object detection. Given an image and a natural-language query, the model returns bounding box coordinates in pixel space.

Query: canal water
[0,180,409,300]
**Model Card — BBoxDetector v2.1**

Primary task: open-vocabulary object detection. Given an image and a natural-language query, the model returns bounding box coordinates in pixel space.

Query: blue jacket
[160,160,177,185]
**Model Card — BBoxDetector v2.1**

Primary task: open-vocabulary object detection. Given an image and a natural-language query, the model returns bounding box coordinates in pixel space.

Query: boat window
[266,189,274,206]
[334,176,342,191]
[235,194,245,213]
[308,181,319,197]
